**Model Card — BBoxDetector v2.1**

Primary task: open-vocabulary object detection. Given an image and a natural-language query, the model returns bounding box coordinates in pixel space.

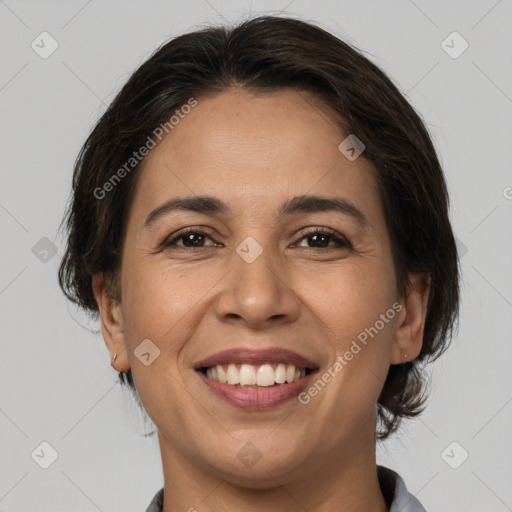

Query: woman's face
[96,89,424,486]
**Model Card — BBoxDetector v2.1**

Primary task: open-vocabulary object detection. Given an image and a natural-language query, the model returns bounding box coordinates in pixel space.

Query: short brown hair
[58,15,460,439]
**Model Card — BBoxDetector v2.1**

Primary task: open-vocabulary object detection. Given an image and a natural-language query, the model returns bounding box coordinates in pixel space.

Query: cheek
[308,255,398,381]
[309,256,396,333]
[119,257,220,346]
[118,260,205,415]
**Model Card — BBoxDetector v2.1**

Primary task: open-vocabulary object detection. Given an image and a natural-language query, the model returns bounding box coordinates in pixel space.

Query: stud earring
[110,353,117,367]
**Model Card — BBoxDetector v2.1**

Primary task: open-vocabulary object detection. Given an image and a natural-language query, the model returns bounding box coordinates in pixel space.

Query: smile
[194,348,319,408]
[202,363,309,387]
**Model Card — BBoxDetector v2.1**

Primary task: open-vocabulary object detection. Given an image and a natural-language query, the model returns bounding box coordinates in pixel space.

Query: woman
[59,15,459,512]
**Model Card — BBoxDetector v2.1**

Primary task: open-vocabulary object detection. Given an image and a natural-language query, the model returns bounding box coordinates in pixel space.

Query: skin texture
[93,88,430,512]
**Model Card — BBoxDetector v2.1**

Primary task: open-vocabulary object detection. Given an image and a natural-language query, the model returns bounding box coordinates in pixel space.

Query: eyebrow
[144,194,368,227]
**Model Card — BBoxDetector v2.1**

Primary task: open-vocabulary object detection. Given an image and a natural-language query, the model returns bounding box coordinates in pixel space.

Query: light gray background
[1,1,511,511]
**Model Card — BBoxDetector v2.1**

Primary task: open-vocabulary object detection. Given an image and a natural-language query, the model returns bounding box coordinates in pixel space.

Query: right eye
[161,227,222,250]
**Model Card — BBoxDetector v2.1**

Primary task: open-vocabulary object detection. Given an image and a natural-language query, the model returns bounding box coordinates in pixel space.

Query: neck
[158,421,388,512]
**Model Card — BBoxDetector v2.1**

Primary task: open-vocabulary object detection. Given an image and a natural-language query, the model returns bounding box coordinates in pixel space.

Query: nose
[213,241,301,329]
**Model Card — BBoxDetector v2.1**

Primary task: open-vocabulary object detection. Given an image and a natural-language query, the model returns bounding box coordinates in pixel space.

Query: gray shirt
[145,466,426,511]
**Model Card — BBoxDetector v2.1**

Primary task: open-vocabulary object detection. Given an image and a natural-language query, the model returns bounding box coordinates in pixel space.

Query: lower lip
[196,370,316,409]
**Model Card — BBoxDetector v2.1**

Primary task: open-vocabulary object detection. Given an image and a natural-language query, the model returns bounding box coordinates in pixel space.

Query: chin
[205,439,311,487]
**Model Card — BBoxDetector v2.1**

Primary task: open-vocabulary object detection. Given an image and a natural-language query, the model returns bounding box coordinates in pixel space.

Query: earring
[403,353,408,364]
[110,353,117,367]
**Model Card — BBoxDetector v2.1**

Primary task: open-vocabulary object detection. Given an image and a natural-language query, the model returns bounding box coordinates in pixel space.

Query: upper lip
[194,348,319,370]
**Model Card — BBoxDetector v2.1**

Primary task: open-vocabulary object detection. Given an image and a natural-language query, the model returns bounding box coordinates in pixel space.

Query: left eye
[293,229,351,249]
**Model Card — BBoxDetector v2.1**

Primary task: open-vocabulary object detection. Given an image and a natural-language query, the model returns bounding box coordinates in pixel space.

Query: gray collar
[378,466,427,512]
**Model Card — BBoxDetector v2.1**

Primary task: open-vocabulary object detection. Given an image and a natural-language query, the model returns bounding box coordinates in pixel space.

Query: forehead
[130,88,381,222]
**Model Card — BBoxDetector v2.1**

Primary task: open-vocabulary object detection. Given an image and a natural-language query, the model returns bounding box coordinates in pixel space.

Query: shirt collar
[378,466,427,512]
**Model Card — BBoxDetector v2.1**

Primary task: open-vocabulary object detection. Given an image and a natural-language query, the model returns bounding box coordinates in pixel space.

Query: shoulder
[377,466,427,512]
[145,487,164,512]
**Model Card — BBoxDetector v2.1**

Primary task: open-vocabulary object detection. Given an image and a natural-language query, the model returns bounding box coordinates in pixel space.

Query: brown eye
[294,228,351,250]
[177,232,206,247]
[162,228,220,250]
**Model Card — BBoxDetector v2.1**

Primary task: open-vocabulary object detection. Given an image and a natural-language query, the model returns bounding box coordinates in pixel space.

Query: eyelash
[159,226,352,251]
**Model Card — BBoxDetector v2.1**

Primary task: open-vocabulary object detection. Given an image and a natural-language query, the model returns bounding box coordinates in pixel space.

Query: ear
[92,273,130,372]
[390,273,431,365]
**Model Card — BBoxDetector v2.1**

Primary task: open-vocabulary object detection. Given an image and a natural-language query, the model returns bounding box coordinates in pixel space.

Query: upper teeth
[205,363,306,386]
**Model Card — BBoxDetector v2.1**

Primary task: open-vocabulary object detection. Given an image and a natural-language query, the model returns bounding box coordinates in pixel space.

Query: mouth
[199,363,313,387]
[194,348,319,409]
